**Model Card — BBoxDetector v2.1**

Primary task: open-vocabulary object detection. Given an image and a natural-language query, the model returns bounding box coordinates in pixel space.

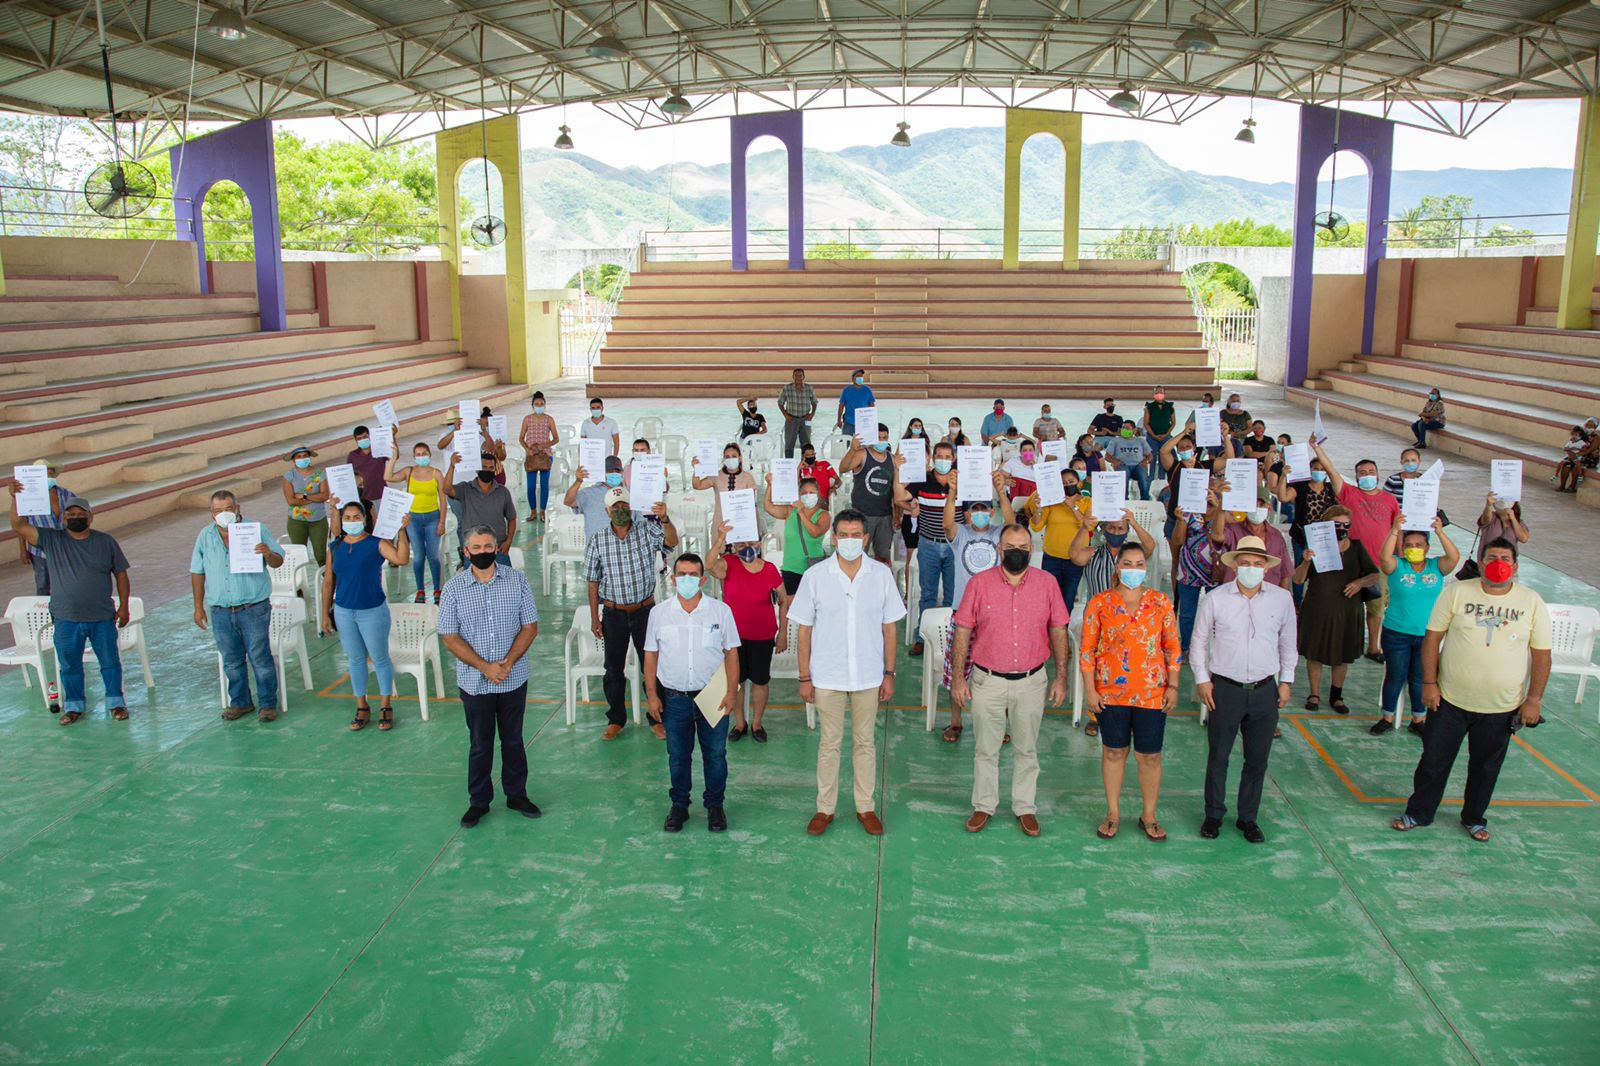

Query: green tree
[808,239,872,260]
[564,263,629,301]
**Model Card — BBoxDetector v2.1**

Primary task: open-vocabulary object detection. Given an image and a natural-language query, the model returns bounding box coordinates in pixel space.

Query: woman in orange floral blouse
[1079,542,1183,842]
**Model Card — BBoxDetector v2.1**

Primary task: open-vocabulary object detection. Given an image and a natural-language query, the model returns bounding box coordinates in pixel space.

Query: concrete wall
[0,235,200,293]
[459,274,510,381]
[524,289,569,386]
[1369,259,1402,357]
[1258,276,1290,384]
[323,262,419,342]
[1406,257,1522,339]
[1260,273,1366,384]
[211,260,315,309]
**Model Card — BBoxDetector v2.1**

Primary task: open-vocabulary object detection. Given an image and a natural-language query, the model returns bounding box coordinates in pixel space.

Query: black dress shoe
[707,806,728,832]
[1200,817,1222,839]
[1237,820,1266,844]
[664,805,689,832]
[506,796,542,819]
[460,805,490,828]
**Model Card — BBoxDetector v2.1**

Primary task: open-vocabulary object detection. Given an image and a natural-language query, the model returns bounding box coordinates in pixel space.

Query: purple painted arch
[729,111,805,271]
[169,118,287,332]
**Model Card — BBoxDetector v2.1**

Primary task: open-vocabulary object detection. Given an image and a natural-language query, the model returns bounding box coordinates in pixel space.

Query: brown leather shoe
[857,811,884,835]
[1017,813,1041,837]
[601,724,623,740]
[221,706,254,721]
[650,722,667,740]
[806,812,835,836]
[257,707,279,722]
[965,811,990,833]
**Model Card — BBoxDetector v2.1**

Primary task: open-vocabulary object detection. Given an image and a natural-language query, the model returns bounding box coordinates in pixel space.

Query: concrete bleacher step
[0,308,321,353]
[0,324,383,381]
[1319,366,1593,442]
[598,345,1211,367]
[0,274,186,298]
[613,310,1198,333]
[176,476,268,510]
[622,284,1188,305]
[1522,307,1600,328]
[616,297,1193,316]
[1400,339,1600,385]
[1286,386,1566,469]
[1455,322,1600,359]
[0,291,263,324]
[2,394,101,421]
[595,377,1215,400]
[119,450,210,482]
[61,422,155,453]
[1358,353,1600,413]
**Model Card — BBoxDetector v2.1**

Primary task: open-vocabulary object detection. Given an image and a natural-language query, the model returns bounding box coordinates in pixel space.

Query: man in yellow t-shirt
[1394,539,1551,842]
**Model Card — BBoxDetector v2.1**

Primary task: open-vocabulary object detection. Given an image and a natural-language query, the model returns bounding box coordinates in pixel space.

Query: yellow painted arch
[1002,108,1082,270]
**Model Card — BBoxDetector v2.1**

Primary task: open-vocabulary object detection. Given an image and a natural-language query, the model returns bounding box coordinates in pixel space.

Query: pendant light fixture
[207,3,248,42]
[661,39,692,117]
[554,73,574,150]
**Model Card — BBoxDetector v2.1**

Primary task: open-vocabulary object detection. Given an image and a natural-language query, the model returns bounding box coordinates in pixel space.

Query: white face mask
[799,492,819,509]
[213,511,238,528]
[1236,565,1265,589]
[722,457,741,472]
[835,537,865,561]
[1249,508,1269,524]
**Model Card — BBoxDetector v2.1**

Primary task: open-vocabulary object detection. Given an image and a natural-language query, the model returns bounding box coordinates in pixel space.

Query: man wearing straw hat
[1190,535,1297,844]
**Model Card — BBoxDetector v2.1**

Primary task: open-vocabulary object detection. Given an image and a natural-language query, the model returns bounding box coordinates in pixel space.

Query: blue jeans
[1290,539,1306,608]
[1412,418,1445,446]
[212,601,278,711]
[54,618,123,714]
[1175,581,1204,657]
[1145,435,1171,480]
[917,538,956,613]
[1041,553,1083,613]
[1380,627,1427,721]
[663,689,729,809]
[335,603,393,699]
[1125,462,1152,500]
[525,468,551,511]
[410,513,443,592]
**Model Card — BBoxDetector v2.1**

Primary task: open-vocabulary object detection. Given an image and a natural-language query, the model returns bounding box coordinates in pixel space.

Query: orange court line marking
[1290,713,1599,808]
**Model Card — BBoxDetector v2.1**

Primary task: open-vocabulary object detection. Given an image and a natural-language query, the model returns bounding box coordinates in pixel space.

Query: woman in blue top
[320,501,411,731]
[1371,511,1459,737]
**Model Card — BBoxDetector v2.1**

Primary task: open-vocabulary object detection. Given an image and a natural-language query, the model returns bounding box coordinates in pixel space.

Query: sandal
[942,723,963,743]
[1003,733,1011,744]
[1273,727,1283,738]
[1464,823,1490,843]
[350,706,371,731]
[1304,694,1321,711]
[1331,699,1349,715]
[378,708,393,732]
[433,589,442,604]
[1391,814,1423,831]
[59,711,83,726]
[1096,817,1118,840]
[413,590,426,603]
[1084,720,1098,737]
[1138,817,1167,842]
[111,707,129,721]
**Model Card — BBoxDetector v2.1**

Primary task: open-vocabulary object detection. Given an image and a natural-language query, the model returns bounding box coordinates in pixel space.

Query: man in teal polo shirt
[190,489,286,723]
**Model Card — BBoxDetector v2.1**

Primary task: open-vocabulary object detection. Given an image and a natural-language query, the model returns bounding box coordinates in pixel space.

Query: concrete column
[1002,109,1082,270]
[1556,96,1600,331]
[729,111,805,271]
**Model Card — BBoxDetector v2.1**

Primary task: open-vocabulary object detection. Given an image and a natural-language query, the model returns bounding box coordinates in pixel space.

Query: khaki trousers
[970,667,1047,816]
[814,687,880,815]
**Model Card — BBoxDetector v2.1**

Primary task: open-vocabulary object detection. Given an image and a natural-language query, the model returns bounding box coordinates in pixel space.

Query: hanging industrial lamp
[207,3,248,42]
[554,124,574,150]
[1235,117,1256,143]
[1175,16,1218,54]
[891,121,911,148]
[1107,82,1141,113]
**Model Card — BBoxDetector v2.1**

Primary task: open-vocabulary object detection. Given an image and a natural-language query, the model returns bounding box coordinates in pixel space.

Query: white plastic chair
[541,513,589,595]
[384,602,446,722]
[745,437,775,469]
[766,617,815,728]
[215,595,312,713]
[1548,603,1600,721]
[671,494,713,555]
[1126,500,1169,588]
[279,544,321,603]
[1068,617,1084,725]
[660,435,692,481]
[562,607,643,726]
[633,416,664,441]
[1,596,56,704]
[905,549,922,646]
[822,433,851,468]
[268,550,307,601]
[508,546,526,573]
[918,607,955,731]
[81,596,154,690]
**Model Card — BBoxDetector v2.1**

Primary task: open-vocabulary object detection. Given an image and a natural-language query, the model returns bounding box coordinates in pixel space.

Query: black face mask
[468,550,498,570]
[1063,485,1080,497]
[65,517,90,533]
[802,456,816,465]
[476,470,496,484]
[1001,547,1030,574]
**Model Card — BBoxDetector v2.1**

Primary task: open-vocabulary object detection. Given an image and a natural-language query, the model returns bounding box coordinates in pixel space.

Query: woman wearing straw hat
[281,444,330,565]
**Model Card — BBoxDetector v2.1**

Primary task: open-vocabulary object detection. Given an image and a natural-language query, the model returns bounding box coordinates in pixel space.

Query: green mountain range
[513,126,1573,246]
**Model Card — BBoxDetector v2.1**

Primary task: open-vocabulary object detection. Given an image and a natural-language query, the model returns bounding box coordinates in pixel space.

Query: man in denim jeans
[190,490,285,723]
[9,488,131,724]
[644,553,742,833]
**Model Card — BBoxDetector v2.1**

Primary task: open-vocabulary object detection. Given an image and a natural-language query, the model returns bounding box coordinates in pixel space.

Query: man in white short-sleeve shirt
[790,508,907,837]
[581,396,621,456]
[644,552,741,833]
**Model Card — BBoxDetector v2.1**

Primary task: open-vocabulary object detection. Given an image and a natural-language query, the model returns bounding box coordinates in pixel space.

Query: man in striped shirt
[895,440,962,657]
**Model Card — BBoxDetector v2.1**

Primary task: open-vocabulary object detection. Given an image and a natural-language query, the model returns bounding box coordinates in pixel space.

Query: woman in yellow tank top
[387,442,448,603]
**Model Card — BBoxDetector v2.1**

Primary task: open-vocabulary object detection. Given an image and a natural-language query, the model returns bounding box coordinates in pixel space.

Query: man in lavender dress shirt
[1190,536,1297,844]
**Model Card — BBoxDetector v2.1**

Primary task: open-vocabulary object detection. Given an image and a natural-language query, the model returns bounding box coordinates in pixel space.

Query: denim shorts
[1097,704,1168,754]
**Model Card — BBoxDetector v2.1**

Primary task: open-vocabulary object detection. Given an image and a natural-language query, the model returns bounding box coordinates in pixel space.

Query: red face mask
[1483,559,1514,584]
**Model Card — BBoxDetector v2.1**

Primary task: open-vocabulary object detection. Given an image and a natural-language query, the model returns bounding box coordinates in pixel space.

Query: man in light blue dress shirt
[190,490,285,723]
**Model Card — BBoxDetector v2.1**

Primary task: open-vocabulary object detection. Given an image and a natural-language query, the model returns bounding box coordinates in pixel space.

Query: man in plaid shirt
[438,525,541,828]
[777,367,818,459]
[585,485,680,740]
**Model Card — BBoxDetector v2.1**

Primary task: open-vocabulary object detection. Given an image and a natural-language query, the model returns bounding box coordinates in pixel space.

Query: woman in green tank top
[762,474,831,596]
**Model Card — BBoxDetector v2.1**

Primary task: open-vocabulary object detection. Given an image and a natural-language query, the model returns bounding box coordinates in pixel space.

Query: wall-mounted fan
[1313,210,1350,243]
[83,0,157,219]
[469,213,506,248]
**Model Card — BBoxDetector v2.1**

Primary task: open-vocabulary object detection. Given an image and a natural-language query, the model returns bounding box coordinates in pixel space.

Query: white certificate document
[1282,442,1312,483]
[692,437,720,474]
[1305,521,1342,574]
[577,438,606,484]
[1039,439,1069,464]
[1195,407,1223,448]
[1401,478,1439,532]
[721,488,759,543]
[368,424,394,460]
[1177,468,1210,515]
[12,465,50,517]
[1311,399,1329,445]
[770,458,800,505]
[1032,459,1065,506]
[1091,470,1127,522]
[373,399,398,427]
[325,463,360,508]
[373,489,413,540]
[1490,459,1522,503]
[853,405,878,443]
[228,522,264,574]
[1221,459,1258,512]
[457,398,478,427]
[630,455,667,508]
[897,438,927,483]
[453,429,482,464]
[1418,459,1445,483]
[486,415,508,442]
[957,446,992,503]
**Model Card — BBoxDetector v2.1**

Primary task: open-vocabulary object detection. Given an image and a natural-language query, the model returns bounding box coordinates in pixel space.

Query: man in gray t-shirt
[1104,420,1153,501]
[447,452,518,564]
[840,423,897,563]
[8,491,131,722]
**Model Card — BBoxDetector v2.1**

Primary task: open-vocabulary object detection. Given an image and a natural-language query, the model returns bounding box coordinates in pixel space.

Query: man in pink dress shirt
[950,523,1071,837]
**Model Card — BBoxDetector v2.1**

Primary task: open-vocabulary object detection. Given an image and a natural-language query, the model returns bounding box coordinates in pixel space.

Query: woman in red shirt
[708,520,790,742]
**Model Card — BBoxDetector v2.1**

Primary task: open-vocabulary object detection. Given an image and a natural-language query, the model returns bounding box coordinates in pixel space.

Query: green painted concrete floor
[3,520,1599,1061]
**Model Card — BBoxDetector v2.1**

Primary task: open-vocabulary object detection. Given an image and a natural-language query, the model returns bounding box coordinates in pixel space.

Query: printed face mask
[736,546,760,563]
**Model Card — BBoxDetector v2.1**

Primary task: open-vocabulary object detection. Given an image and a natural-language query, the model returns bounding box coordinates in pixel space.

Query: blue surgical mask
[414,455,431,467]
[1177,449,1195,462]
[853,375,864,385]
[674,575,702,599]
[870,440,888,452]
[1119,569,1147,589]
[1311,470,1328,483]
[970,511,992,529]
[1357,475,1379,491]
[294,457,311,470]
[1402,461,1419,473]
[605,473,623,487]
[46,477,56,488]
[533,404,545,414]
[342,520,365,537]
[933,458,953,475]
[591,410,604,422]
[357,438,371,450]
